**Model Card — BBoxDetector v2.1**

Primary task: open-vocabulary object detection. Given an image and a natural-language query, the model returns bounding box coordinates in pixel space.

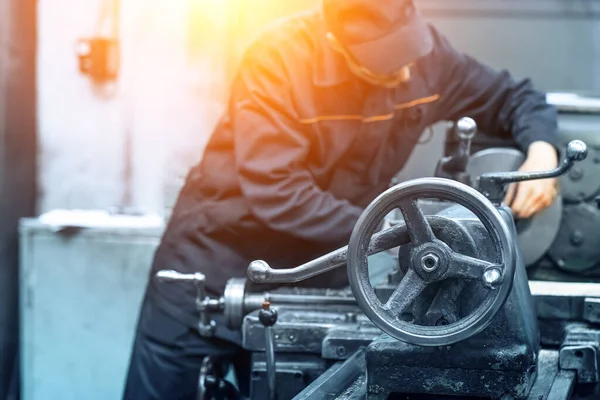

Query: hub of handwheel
[420,253,439,272]
[411,245,449,281]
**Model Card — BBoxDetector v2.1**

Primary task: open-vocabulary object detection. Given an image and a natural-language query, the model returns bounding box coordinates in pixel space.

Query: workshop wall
[396,0,600,182]
[37,0,600,215]
[37,0,318,217]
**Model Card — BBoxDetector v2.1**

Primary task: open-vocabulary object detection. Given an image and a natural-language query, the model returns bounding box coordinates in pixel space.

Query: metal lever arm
[247,219,410,284]
[477,140,588,204]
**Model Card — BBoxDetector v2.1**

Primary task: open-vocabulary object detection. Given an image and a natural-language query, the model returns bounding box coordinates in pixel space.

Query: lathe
[157,117,600,400]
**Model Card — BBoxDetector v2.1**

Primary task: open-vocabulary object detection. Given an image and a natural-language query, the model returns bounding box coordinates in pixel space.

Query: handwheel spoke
[383,269,427,316]
[398,199,435,246]
[447,251,503,286]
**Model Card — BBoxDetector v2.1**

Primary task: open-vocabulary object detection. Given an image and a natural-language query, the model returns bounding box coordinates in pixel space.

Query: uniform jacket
[151,10,559,327]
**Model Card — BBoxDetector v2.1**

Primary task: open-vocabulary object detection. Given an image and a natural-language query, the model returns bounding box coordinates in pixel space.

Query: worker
[123,0,560,398]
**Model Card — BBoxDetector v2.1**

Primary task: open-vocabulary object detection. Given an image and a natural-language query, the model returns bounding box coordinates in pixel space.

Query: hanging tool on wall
[76,0,120,83]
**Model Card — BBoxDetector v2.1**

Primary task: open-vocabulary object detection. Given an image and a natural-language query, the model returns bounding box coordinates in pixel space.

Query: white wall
[37,0,231,216]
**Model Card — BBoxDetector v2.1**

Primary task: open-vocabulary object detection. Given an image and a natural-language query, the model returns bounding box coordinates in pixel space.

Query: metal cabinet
[19,217,163,400]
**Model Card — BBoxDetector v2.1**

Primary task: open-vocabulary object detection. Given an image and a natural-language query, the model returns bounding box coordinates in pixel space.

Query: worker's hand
[504,141,559,219]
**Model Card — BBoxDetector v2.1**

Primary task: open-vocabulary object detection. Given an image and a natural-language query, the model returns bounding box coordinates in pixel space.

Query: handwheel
[347,177,516,346]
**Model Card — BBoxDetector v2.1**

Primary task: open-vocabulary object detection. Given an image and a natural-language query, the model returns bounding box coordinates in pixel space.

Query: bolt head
[483,268,502,288]
[421,253,440,272]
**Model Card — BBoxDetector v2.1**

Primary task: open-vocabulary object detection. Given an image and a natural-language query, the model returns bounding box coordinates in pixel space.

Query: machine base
[293,349,593,400]
[364,335,537,399]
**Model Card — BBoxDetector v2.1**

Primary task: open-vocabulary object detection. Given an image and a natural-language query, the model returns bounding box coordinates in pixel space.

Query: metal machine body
[292,281,600,400]
[365,205,539,399]
[157,120,597,399]
[443,94,600,278]
[243,135,587,399]
[240,205,541,399]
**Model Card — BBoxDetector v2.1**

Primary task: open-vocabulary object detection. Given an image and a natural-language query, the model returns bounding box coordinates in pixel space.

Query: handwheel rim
[347,177,516,347]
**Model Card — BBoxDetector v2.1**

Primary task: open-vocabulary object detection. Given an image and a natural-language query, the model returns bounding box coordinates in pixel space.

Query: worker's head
[322,0,433,87]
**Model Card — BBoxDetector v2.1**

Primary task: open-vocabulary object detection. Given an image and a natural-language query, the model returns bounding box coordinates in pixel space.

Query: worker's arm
[230,43,362,244]
[430,27,559,218]
[430,27,560,153]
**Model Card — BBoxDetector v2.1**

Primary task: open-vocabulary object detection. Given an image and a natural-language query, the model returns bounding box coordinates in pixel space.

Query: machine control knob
[248,260,271,283]
[455,117,477,140]
[433,116,477,185]
[566,140,588,162]
[258,300,278,327]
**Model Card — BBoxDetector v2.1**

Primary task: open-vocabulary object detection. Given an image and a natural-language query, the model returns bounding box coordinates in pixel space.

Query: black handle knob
[258,301,278,327]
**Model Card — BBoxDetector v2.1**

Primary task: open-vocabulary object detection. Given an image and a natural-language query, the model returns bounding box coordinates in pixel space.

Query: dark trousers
[123,284,249,400]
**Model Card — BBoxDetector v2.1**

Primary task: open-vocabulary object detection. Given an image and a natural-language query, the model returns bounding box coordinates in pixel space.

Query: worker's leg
[122,287,244,400]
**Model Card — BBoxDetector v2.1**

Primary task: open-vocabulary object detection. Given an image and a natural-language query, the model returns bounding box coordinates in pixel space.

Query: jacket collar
[312,25,353,87]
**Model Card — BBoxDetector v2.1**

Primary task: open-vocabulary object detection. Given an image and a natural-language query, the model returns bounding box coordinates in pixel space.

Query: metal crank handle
[155,270,218,338]
[481,140,587,184]
[247,220,410,284]
[156,269,206,283]
[477,140,587,204]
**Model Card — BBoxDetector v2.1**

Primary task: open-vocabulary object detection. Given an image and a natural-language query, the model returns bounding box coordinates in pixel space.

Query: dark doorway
[0,0,38,398]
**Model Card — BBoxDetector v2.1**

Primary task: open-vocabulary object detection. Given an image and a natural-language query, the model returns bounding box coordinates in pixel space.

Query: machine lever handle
[434,117,477,185]
[156,269,205,283]
[155,269,216,337]
[477,140,588,204]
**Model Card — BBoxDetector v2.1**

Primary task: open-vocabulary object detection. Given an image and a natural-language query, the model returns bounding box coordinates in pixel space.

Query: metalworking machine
[158,117,600,400]
[443,94,600,276]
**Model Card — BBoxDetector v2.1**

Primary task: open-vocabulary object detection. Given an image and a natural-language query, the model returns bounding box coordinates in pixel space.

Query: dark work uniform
[123,9,559,400]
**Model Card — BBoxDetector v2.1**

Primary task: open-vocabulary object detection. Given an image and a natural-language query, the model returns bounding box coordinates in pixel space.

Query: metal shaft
[264,325,277,400]
[244,293,357,310]
[259,300,278,400]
